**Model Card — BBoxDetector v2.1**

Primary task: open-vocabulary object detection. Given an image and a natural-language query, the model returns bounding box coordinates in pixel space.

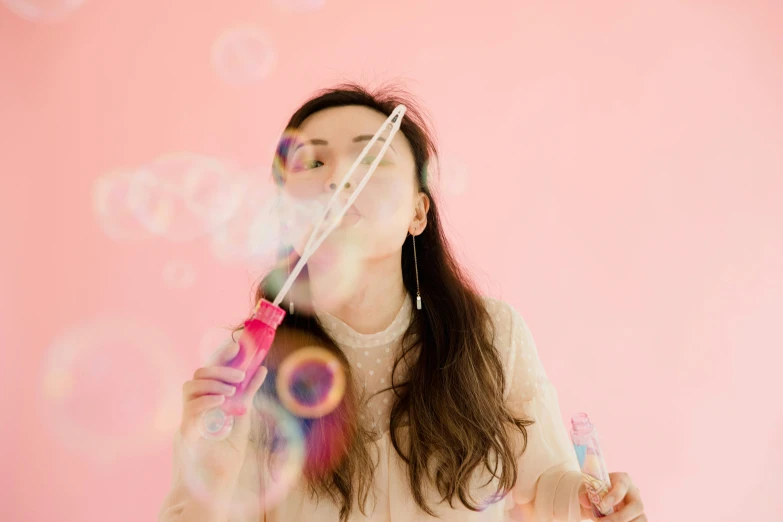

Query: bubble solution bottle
[201,299,286,439]
[570,413,615,518]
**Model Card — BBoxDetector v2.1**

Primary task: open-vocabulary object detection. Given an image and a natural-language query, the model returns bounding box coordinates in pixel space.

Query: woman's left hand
[578,471,646,521]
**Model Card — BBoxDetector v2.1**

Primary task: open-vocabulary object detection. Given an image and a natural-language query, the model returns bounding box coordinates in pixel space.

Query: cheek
[283,176,325,200]
[357,178,412,221]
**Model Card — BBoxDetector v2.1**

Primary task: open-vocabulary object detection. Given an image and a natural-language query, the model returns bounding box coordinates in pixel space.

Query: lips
[325,205,359,221]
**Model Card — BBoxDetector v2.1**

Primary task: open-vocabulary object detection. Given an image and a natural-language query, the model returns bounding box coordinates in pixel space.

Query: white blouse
[160,296,585,522]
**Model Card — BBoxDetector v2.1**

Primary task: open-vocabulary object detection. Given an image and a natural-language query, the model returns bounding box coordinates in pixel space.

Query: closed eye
[360,156,392,166]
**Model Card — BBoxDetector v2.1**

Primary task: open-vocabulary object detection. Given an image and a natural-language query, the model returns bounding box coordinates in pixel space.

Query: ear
[408,192,430,236]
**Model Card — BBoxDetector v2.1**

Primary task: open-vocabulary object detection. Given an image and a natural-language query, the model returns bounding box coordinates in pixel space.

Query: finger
[601,499,644,522]
[577,484,588,507]
[599,472,631,513]
[601,481,644,522]
[624,485,644,512]
[577,483,593,509]
[579,504,598,522]
[241,366,269,407]
[209,338,240,366]
[182,379,237,401]
[185,394,226,417]
[193,365,246,384]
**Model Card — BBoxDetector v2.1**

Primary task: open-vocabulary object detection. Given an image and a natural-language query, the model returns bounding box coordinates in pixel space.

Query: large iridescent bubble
[38,318,182,462]
[276,346,347,419]
[127,153,244,242]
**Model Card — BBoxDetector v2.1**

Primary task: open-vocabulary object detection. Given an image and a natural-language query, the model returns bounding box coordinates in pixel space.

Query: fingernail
[227,386,236,396]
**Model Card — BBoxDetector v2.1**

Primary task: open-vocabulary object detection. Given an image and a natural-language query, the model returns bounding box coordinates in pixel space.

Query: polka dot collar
[314,296,413,349]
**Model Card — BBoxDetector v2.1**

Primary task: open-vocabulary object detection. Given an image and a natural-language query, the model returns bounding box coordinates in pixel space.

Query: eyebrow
[291,135,397,155]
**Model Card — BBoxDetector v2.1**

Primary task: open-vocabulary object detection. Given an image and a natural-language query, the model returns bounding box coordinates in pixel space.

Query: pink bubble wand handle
[201,299,285,438]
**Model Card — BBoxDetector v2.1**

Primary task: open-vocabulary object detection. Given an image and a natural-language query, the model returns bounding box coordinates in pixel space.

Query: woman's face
[280,105,428,264]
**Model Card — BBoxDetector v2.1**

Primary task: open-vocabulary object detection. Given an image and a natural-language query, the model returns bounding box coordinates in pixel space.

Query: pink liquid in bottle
[202,299,286,438]
[570,413,615,518]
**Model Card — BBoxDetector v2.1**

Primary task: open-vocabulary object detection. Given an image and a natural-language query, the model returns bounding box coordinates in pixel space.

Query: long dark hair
[233,82,534,520]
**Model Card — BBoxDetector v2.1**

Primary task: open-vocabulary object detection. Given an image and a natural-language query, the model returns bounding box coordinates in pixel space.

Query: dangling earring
[287,248,295,315]
[412,231,422,310]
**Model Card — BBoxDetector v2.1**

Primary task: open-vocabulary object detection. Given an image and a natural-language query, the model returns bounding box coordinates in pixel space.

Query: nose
[325,172,353,203]
[323,155,359,195]
[327,181,353,212]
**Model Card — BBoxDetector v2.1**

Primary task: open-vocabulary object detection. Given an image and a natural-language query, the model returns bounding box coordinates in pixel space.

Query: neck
[308,251,407,335]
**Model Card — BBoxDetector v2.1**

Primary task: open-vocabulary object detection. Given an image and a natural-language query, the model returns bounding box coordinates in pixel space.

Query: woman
[160,83,647,522]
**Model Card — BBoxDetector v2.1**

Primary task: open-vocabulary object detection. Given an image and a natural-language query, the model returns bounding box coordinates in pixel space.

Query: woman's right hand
[177,339,269,485]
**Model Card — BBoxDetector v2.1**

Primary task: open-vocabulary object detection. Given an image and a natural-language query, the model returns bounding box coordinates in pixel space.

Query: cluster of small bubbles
[127,153,244,242]
[208,169,316,267]
[275,190,329,246]
[209,175,280,265]
[93,153,244,243]
[276,346,346,419]
[212,26,277,86]
[422,153,470,196]
[2,0,85,23]
[162,259,196,289]
[38,318,182,463]
[271,0,326,13]
[198,157,366,304]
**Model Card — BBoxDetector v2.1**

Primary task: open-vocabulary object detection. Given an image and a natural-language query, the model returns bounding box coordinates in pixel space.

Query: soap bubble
[127,153,244,242]
[162,259,197,289]
[208,171,283,265]
[212,26,277,86]
[423,153,470,195]
[2,0,85,23]
[92,169,155,241]
[38,318,182,462]
[208,171,346,270]
[181,395,306,515]
[94,154,243,243]
[271,0,326,13]
[276,346,346,419]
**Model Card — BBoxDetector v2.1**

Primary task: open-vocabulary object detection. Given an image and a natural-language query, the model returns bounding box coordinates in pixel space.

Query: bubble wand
[570,413,615,518]
[201,105,407,438]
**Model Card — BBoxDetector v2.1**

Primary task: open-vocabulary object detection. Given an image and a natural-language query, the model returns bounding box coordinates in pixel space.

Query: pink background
[2,1,782,520]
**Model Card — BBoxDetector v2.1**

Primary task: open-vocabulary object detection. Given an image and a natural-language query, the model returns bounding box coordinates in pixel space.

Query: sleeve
[489,299,585,522]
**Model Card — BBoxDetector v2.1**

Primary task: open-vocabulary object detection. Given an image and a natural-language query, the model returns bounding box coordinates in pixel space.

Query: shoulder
[480,296,547,401]
[480,295,527,347]
[480,296,524,392]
